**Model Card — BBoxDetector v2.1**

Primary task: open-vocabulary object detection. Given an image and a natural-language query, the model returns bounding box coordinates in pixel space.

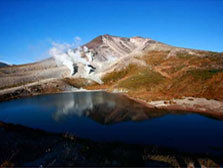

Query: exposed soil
[0,77,94,102]
[0,78,71,102]
[121,94,223,120]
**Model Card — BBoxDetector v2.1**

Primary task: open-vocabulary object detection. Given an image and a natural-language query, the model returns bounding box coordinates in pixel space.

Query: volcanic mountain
[0,34,199,89]
[0,34,223,117]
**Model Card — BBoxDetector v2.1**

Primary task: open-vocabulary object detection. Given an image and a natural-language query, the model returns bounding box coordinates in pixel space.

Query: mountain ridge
[0,34,223,118]
[0,61,9,68]
[84,34,219,57]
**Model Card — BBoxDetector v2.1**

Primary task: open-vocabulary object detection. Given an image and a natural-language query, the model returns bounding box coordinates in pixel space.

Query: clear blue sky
[0,0,222,64]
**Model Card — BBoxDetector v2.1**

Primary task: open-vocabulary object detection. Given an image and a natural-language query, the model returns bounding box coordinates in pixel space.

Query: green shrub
[187,69,223,81]
[118,68,165,90]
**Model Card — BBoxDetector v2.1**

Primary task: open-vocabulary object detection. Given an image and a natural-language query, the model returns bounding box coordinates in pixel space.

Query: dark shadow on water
[0,91,223,166]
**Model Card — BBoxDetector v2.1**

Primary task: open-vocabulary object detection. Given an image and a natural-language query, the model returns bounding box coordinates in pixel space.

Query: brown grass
[98,50,223,101]
[141,51,169,65]
[102,64,139,84]
[118,68,165,91]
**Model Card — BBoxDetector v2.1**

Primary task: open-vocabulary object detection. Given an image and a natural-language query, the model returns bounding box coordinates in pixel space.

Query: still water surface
[0,91,223,155]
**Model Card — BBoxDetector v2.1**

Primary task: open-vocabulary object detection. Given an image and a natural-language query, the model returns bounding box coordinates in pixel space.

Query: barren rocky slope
[0,58,70,89]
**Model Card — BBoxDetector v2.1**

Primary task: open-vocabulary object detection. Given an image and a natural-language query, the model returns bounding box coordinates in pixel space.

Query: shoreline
[1,87,223,166]
[120,92,223,120]
[1,83,223,120]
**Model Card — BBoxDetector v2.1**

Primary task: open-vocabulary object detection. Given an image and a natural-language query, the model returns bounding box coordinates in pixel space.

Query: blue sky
[0,0,222,64]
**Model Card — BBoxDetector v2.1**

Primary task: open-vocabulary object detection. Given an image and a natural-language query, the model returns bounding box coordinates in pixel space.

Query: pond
[0,91,223,156]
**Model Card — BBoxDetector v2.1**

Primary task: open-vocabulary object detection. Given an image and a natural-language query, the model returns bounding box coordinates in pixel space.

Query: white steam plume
[49,37,103,84]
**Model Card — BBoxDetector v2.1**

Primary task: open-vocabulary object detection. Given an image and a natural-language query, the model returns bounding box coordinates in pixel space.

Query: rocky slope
[0,58,70,89]
[83,34,199,76]
[0,34,205,89]
[0,34,223,116]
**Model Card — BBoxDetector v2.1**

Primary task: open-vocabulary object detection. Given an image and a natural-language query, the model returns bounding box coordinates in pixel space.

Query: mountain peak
[85,35,103,49]
[131,36,144,39]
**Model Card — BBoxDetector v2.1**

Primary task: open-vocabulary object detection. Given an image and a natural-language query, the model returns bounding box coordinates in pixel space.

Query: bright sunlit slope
[1,35,223,107]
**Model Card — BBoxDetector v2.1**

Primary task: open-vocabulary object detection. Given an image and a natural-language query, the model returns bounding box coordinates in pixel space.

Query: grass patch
[118,68,165,90]
[187,69,223,81]
[102,64,138,84]
[176,52,195,59]
[163,68,223,100]
[142,51,169,65]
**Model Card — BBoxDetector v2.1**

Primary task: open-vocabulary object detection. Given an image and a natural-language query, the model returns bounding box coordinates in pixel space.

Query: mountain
[0,62,9,68]
[0,34,223,116]
[85,34,196,62]
[76,34,202,78]
[0,34,194,90]
[0,34,204,90]
[85,34,155,61]
[84,35,223,116]
[0,58,69,90]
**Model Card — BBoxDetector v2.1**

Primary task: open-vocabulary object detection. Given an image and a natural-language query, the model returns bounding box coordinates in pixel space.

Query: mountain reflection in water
[0,91,223,157]
[36,91,177,123]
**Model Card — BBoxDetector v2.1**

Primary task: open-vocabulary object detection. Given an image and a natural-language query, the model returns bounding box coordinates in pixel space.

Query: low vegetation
[1,49,223,102]
[89,50,223,102]
[102,64,139,84]
[118,68,165,91]
[141,50,169,65]
[187,69,223,81]
[166,68,223,100]
[176,52,195,59]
